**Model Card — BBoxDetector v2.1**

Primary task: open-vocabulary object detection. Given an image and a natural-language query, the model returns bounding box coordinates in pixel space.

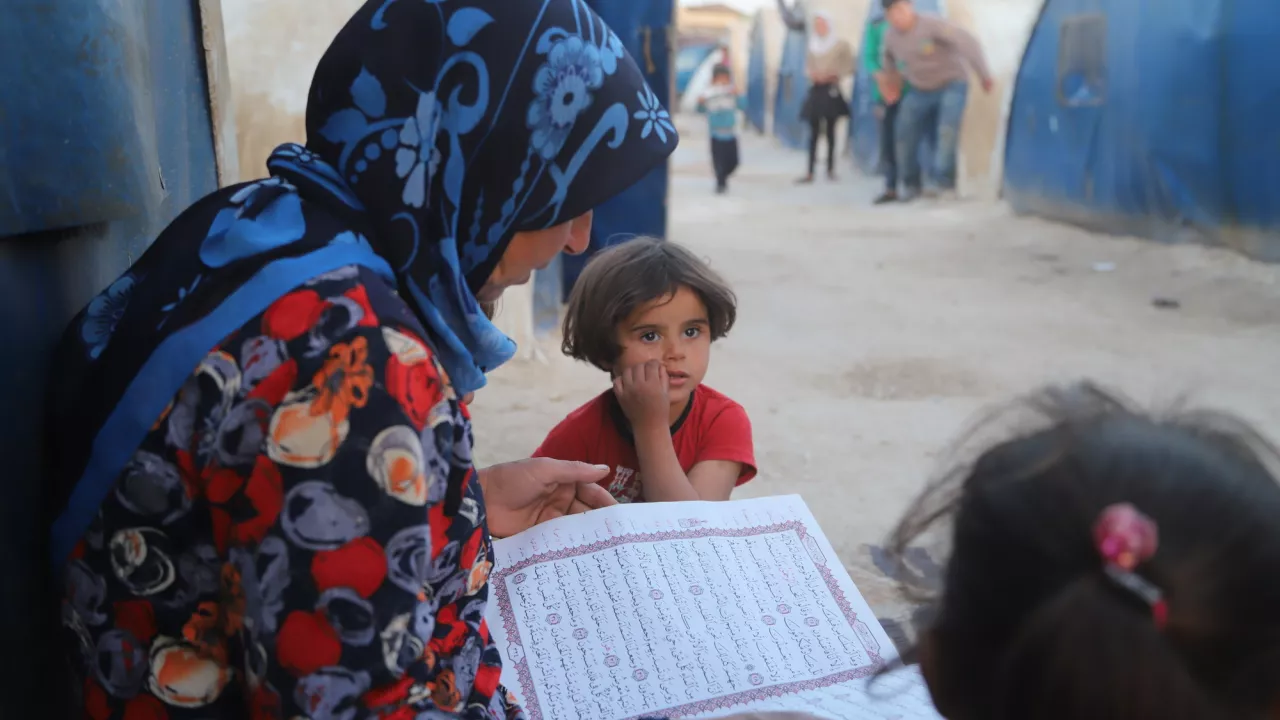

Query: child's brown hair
[561,237,736,371]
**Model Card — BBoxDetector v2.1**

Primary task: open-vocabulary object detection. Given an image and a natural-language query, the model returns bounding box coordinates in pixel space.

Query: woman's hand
[479,459,617,538]
[614,360,670,431]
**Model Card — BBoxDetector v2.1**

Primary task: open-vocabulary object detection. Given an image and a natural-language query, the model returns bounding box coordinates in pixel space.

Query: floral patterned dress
[64,266,522,720]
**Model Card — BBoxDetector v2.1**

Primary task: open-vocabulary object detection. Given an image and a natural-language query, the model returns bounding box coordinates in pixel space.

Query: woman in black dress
[798,11,853,183]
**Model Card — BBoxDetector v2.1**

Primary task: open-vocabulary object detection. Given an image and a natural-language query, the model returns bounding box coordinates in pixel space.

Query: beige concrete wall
[221,0,363,182]
[946,0,1044,200]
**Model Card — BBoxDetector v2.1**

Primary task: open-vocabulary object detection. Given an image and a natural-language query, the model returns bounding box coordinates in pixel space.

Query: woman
[45,1,684,717]
[797,11,853,184]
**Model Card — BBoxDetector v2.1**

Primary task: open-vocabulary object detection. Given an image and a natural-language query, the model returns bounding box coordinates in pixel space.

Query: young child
[534,237,755,503]
[697,64,743,194]
[884,382,1280,719]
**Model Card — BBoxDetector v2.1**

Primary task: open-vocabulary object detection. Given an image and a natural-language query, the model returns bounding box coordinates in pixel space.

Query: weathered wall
[946,0,1044,199]
[221,0,363,182]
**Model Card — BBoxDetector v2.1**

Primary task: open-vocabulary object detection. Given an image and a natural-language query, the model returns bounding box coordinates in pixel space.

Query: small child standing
[884,383,1280,719]
[697,65,743,194]
[534,237,755,503]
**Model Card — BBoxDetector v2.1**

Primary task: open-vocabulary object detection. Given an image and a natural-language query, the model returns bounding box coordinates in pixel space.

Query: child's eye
[640,331,659,343]
[683,327,702,339]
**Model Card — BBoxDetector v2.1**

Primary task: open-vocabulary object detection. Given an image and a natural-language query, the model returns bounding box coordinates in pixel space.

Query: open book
[484,495,942,720]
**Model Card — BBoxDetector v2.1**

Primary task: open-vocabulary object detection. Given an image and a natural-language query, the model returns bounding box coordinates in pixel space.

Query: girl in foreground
[885,383,1280,719]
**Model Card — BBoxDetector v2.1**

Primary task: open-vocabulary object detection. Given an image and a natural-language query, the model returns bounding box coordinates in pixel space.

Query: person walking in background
[797,11,853,184]
[863,15,908,204]
[882,0,992,201]
[698,64,745,194]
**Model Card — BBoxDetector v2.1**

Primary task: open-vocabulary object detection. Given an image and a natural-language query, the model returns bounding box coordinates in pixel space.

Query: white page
[485,495,942,720]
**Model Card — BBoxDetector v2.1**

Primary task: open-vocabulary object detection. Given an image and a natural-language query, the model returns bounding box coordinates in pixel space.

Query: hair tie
[1092,503,1168,629]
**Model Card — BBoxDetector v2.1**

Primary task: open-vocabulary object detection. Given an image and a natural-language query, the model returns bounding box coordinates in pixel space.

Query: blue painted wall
[772,23,811,150]
[0,0,219,706]
[552,0,675,304]
[745,14,769,133]
[1004,0,1280,259]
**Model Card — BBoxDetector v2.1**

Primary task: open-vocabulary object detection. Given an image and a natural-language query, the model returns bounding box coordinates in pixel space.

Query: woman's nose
[564,211,593,255]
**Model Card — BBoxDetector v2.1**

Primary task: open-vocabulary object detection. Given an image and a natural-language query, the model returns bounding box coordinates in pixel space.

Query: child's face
[613,286,712,408]
[713,72,731,86]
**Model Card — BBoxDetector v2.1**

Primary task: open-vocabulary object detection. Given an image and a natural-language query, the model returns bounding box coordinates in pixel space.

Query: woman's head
[812,12,832,38]
[561,238,735,404]
[279,0,676,393]
[477,211,592,303]
[887,383,1280,719]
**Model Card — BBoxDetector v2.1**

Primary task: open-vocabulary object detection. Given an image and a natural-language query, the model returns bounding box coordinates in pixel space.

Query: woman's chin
[475,284,504,303]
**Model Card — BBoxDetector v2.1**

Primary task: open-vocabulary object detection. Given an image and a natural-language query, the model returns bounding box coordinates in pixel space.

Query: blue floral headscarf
[279,0,677,394]
[45,0,676,567]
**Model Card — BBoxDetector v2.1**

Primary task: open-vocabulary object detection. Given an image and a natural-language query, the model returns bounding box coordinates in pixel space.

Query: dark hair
[561,237,736,371]
[882,0,907,9]
[884,382,1280,719]
[712,64,732,79]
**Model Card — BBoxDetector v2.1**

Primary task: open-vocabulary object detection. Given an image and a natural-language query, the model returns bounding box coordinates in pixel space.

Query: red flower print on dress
[262,289,327,341]
[276,610,342,677]
[311,536,388,598]
[382,327,447,431]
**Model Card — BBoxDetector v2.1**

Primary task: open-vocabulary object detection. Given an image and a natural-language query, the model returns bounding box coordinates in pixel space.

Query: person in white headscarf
[798,10,853,184]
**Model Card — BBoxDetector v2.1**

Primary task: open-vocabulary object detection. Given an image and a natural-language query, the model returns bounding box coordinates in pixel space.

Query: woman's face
[477,211,593,302]
[813,16,831,37]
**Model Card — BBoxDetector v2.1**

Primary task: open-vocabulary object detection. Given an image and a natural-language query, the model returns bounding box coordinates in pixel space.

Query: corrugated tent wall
[1004,0,1280,260]
[0,0,222,709]
[746,14,769,133]
[773,22,811,149]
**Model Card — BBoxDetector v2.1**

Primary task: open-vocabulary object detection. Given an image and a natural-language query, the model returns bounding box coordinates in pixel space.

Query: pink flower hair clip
[1092,503,1168,629]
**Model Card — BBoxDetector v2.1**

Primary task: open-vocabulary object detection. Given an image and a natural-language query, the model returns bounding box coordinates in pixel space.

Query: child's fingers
[644,359,663,384]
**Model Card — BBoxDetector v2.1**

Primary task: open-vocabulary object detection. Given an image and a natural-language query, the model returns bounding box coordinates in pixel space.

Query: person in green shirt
[863,16,907,204]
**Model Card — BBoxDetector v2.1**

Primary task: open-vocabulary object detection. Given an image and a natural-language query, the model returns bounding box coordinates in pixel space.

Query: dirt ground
[470,116,1280,632]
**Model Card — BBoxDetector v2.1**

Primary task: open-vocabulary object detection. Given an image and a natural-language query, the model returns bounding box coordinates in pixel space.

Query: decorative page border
[491,521,885,720]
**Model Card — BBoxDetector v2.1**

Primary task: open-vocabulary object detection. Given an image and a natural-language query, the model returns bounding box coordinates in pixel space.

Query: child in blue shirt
[697,65,744,194]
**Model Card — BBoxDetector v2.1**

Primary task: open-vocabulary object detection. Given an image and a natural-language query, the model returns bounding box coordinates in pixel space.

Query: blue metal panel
[746,15,768,133]
[0,0,219,706]
[1221,0,1280,254]
[558,0,675,299]
[1003,0,1280,258]
[772,24,810,149]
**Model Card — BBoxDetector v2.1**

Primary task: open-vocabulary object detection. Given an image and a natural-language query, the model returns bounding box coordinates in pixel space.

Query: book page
[485,495,941,720]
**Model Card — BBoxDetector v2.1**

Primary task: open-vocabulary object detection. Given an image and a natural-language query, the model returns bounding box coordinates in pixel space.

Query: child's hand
[614,360,670,430]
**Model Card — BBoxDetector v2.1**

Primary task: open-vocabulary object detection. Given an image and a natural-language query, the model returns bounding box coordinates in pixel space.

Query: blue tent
[849,0,943,175]
[0,0,221,707]
[1004,0,1280,260]
[746,14,769,133]
[772,22,811,149]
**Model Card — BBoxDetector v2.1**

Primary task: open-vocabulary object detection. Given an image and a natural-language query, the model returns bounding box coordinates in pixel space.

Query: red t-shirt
[533,385,756,503]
